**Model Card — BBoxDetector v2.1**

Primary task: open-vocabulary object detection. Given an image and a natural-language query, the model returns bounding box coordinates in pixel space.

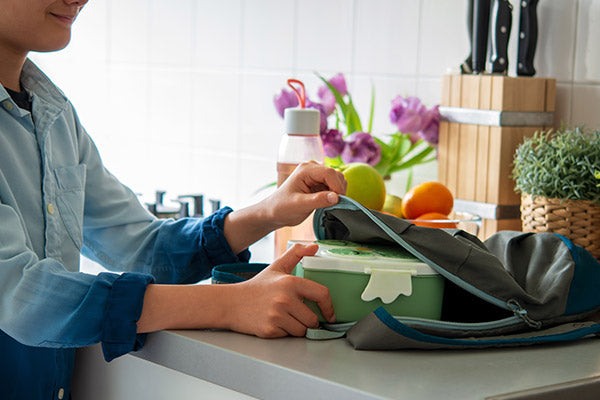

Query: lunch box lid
[301,253,437,275]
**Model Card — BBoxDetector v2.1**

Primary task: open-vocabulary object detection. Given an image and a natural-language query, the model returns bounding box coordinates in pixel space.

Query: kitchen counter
[72,328,600,399]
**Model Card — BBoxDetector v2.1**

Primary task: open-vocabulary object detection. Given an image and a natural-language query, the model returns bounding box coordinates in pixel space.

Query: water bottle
[274,79,325,258]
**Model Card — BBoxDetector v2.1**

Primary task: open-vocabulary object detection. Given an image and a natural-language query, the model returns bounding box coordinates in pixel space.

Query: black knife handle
[517,0,539,76]
[461,0,475,74]
[472,0,492,74]
[490,0,513,73]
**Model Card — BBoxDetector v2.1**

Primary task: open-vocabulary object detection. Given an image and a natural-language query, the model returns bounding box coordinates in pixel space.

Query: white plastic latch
[360,268,415,304]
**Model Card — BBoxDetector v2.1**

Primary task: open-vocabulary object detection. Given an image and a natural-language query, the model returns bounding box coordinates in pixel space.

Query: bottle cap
[284,108,320,135]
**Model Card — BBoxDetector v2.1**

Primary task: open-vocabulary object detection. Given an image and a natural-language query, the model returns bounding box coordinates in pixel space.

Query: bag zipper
[322,315,524,333]
[315,197,543,328]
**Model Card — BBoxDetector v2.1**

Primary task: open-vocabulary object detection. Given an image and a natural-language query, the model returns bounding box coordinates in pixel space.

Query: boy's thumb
[307,191,339,210]
[270,244,318,275]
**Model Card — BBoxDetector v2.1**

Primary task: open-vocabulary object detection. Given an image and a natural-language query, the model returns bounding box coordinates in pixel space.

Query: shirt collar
[20,58,68,111]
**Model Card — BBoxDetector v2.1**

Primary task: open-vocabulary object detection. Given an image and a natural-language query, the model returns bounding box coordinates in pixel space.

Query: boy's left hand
[264,161,346,229]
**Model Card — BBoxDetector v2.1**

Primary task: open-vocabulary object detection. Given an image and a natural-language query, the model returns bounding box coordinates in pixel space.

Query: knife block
[437,74,556,240]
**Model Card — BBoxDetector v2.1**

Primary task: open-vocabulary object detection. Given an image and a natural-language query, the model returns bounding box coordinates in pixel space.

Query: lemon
[382,194,404,218]
[340,163,386,210]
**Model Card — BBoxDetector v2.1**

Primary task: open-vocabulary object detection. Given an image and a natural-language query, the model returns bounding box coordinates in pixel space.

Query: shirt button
[58,388,65,399]
[2,100,13,111]
[47,203,55,215]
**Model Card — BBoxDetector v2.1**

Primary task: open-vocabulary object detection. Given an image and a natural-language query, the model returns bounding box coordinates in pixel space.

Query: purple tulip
[306,100,328,135]
[341,132,381,166]
[328,73,348,96]
[418,105,440,145]
[321,128,345,158]
[389,95,429,133]
[317,89,336,116]
[318,73,349,116]
[273,89,299,118]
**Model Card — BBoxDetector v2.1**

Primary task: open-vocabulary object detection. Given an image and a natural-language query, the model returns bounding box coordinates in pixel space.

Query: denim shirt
[0,59,249,399]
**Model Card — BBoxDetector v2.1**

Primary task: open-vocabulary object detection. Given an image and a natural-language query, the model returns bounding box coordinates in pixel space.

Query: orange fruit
[413,212,458,229]
[401,181,454,219]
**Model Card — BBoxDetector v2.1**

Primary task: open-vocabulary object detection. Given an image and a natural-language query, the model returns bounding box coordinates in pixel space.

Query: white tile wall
[194,0,243,69]
[296,0,354,73]
[354,0,420,75]
[29,0,600,216]
[242,0,295,70]
[418,0,469,77]
[108,0,150,65]
[148,0,194,66]
[575,0,600,83]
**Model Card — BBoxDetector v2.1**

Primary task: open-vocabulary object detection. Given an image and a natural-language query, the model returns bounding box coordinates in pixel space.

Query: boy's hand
[265,161,347,229]
[224,244,335,338]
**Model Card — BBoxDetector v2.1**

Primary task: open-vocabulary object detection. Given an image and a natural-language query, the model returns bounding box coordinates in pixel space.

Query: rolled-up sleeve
[101,272,155,361]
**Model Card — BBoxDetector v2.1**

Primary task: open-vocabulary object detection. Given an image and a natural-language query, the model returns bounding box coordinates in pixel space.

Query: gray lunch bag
[306,196,600,350]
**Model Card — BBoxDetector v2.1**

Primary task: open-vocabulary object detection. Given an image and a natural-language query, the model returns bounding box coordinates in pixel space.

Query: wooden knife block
[438,74,556,240]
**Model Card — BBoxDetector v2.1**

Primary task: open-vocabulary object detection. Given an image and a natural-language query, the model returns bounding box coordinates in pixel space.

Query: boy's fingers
[288,301,320,330]
[303,165,347,195]
[320,168,347,195]
[295,279,336,323]
[282,314,311,337]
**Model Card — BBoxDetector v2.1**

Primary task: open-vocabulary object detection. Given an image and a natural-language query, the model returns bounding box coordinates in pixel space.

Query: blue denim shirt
[0,59,249,399]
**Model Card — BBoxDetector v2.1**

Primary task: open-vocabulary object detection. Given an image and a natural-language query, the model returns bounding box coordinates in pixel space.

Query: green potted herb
[512,126,600,258]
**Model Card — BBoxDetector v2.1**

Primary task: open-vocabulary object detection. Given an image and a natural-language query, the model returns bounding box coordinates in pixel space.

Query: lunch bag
[305,196,600,349]
[212,195,600,349]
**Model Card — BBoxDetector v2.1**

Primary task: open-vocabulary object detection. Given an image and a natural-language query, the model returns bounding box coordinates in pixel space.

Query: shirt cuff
[101,272,155,362]
[201,207,251,265]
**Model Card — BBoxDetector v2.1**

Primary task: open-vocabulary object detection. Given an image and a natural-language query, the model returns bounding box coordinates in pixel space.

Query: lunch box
[291,240,445,323]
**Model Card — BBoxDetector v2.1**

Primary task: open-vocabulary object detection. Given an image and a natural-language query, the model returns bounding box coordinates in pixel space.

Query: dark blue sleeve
[147,207,251,284]
[83,207,251,284]
[101,272,155,361]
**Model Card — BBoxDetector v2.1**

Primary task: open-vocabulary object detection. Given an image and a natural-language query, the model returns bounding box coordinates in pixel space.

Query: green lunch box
[293,240,445,323]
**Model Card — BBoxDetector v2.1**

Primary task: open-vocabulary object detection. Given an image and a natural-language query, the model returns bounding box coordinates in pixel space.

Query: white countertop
[104,328,600,399]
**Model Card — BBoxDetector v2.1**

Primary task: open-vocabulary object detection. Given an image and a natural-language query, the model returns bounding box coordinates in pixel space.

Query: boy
[0,0,345,398]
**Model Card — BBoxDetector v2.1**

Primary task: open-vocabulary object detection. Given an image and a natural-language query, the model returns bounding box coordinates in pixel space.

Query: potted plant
[512,126,600,259]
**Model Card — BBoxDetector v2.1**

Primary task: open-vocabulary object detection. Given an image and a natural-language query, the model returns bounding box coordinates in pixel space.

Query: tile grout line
[569,0,580,126]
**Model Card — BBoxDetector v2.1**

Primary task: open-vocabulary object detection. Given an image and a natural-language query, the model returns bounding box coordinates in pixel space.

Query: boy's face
[0,0,88,55]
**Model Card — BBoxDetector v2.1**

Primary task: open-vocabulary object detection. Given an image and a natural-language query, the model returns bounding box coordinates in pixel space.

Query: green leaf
[346,94,363,133]
[405,168,414,193]
[368,85,375,134]
[389,146,436,172]
[317,73,363,134]
[325,156,344,169]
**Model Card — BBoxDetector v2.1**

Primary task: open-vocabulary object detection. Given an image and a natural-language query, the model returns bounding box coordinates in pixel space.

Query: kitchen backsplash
[30,0,600,213]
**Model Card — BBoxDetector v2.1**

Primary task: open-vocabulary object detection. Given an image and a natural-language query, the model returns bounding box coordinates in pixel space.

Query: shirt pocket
[54,164,87,249]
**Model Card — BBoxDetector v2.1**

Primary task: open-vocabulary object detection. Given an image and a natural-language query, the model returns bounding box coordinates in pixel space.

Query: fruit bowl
[403,211,482,236]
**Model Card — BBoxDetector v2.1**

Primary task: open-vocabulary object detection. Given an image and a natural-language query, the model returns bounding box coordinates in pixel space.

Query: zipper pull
[507,299,542,329]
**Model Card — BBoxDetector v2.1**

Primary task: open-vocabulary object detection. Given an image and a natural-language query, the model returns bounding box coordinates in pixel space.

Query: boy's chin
[32,36,72,53]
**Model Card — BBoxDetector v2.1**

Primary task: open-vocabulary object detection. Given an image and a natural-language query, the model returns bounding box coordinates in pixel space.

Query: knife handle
[490,0,513,73]
[517,0,539,76]
[461,0,475,74]
[472,0,492,74]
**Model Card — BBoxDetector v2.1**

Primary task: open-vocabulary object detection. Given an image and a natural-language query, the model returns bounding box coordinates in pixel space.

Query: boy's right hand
[224,244,335,338]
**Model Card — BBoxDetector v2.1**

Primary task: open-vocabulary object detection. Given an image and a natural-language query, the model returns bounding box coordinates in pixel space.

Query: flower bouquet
[274,73,440,190]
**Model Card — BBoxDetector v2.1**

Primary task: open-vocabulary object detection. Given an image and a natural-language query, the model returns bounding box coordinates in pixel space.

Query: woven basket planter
[521,194,600,259]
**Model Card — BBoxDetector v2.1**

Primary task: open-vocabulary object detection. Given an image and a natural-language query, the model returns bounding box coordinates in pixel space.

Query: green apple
[339,163,386,210]
[382,194,404,218]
